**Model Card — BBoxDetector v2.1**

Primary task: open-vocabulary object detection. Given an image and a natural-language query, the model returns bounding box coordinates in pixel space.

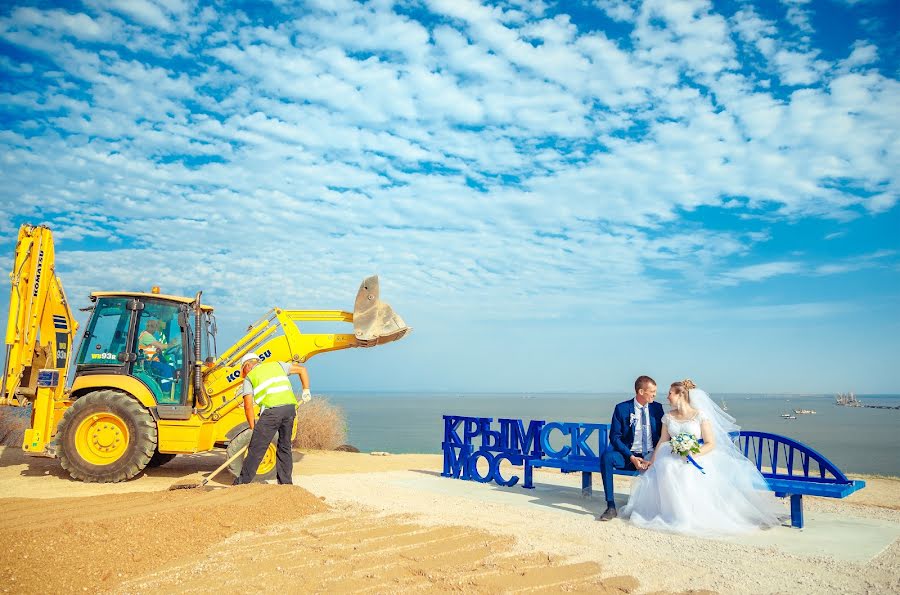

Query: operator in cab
[138,318,176,391]
[232,353,312,485]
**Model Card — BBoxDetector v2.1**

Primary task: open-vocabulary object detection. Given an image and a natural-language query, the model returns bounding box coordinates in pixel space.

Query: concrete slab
[737,512,899,563]
[385,471,900,563]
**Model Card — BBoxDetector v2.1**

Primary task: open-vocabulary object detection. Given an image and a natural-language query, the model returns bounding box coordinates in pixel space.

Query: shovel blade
[353,276,410,347]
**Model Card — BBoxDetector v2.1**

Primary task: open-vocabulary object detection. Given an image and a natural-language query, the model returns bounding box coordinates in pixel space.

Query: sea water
[321,392,900,476]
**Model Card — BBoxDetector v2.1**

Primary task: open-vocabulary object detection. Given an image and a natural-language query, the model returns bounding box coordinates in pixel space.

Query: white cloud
[593,0,638,23]
[631,0,737,78]
[773,48,826,85]
[719,261,803,284]
[813,250,897,275]
[780,0,814,34]
[732,7,777,46]
[866,192,898,214]
[842,41,878,69]
[99,0,173,31]
[8,7,108,40]
[0,0,896,357]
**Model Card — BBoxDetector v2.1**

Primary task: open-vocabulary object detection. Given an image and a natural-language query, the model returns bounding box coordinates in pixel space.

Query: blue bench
[524,431,865,529]
[736,431,865,528]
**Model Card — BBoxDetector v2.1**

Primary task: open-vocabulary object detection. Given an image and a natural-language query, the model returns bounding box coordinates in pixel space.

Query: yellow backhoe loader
[1,224,409,482]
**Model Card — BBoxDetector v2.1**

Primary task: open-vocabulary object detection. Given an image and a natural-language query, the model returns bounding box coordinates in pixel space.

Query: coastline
[1,447,898,593]
[326,392,900,477]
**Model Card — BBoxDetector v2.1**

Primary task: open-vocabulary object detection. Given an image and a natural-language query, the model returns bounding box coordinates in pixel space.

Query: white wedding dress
[621,391,785,536]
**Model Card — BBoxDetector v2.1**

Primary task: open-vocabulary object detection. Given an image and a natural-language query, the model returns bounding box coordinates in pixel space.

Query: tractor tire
[147,451,177,468]
[226,429,278,482]
[57,390,157,483]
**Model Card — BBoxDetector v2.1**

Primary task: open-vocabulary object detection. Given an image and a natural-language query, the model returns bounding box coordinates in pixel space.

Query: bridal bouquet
[670,432,701,460]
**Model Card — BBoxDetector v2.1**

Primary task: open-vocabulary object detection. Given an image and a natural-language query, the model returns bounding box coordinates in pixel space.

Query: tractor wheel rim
[258,444,277,476]
[74,413,130,465]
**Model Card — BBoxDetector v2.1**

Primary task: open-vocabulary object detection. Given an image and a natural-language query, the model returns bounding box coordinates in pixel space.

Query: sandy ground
[0,448,634,594]
[0,447,898,594]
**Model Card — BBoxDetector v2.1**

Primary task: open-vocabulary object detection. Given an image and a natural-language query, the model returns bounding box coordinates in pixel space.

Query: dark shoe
[598,506,618,521]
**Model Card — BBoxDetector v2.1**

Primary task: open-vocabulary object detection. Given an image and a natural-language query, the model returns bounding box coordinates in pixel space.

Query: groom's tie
[641,406,650,457]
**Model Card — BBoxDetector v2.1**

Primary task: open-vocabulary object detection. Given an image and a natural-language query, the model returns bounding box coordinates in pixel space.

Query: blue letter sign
[441,415,610,489]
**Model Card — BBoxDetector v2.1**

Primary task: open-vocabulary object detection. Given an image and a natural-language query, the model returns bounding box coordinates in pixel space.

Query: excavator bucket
[353,276,410,347]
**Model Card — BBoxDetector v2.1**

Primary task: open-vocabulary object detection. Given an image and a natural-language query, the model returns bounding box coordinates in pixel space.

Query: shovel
[169,444,248,490]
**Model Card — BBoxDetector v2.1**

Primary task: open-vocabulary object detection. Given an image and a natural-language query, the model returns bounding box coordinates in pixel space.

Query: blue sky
[0,0,897,394]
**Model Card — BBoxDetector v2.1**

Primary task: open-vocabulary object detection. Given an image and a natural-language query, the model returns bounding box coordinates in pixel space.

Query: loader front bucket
[353,276,410,347]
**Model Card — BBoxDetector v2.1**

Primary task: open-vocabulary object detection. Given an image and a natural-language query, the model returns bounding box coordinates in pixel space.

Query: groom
[598,375,665,521]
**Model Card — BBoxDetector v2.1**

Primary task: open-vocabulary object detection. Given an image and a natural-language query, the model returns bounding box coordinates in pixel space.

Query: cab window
[76,298,131,366]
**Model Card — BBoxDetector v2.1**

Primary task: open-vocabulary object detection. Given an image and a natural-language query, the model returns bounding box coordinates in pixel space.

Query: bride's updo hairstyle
[670,379,697,405]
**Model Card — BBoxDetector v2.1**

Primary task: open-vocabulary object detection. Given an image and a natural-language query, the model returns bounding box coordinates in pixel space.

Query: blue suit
[600,398,665,507]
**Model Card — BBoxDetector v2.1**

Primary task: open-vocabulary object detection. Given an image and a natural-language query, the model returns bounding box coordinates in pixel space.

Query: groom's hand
[630,455,650,471]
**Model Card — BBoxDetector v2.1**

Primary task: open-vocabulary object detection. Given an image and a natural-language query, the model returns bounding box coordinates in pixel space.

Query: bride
[621,379,785,535]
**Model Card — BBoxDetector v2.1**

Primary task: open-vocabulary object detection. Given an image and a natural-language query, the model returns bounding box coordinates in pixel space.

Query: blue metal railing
[734,431,849,484]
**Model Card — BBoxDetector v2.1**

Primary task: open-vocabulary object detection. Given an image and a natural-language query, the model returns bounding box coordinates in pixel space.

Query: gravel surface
[296,461,900,595]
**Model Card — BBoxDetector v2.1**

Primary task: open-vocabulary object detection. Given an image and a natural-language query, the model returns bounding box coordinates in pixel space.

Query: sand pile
[0,484,326,593]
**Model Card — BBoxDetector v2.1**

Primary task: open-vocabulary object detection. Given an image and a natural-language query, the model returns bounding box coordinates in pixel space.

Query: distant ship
[794,409,816,415]
[835,392,862,407]
[780,413,797,419]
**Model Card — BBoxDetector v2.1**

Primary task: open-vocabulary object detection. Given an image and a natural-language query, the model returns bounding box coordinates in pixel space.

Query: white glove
[300,388,312,403]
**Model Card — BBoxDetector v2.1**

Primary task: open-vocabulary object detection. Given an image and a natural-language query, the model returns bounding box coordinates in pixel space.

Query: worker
[232,352,312,485]
[138,319,168,359]
[138,319,175,391]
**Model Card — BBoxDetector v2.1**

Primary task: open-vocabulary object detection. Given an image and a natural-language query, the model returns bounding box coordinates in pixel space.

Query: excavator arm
[200,276,409,415]
[1,225,78,454]
[2,225,77,404]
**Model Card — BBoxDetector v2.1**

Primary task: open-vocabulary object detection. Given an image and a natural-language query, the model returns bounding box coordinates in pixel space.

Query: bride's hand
[630,455,650,471]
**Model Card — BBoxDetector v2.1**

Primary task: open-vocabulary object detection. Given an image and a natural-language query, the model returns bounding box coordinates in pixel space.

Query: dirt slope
[0,484,326,593]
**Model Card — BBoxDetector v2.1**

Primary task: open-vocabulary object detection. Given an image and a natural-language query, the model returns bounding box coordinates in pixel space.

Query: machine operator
[138,318,176,391]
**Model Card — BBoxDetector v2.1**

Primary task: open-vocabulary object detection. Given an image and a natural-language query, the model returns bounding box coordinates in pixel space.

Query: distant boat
[794,409,816,415]
[780,413,797,419]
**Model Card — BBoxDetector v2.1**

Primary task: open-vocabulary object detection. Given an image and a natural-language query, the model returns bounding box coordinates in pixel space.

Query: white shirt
[630,398,651,453]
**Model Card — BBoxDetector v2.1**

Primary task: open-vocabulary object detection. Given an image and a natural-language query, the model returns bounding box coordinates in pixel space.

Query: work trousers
[236,404,296,485]
[600,449,649,507]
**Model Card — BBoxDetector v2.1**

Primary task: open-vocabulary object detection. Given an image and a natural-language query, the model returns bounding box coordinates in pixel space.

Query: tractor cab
[74,291,215,418]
